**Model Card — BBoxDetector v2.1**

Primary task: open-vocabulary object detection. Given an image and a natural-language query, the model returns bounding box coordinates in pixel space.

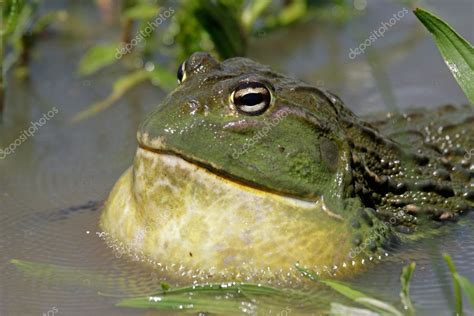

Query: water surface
[1,0,473,315]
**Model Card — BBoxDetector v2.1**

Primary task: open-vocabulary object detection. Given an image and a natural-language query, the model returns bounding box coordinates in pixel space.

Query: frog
[100,52,473,284]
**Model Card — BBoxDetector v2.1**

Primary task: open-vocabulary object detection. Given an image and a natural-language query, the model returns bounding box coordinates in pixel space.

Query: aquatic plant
[72,3,474,122]
[414,8,474,105]
[112,255,473,314]
[13,256,465,314]
[72,0,355,122]
[0,0,66,121]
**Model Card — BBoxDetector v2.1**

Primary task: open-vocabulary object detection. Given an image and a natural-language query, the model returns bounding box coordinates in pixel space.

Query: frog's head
[138,52,352,209]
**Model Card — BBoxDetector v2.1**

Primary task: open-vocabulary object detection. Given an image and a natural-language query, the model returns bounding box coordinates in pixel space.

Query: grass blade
[320,280,368,301]
[71,69,150,122]
[117,282,320,314]
[118,295,247,314]
[414,8,474,104]
[296,266,402,315]
[455,274,474,308]
[443,254,463,314]
[400,262,416,315]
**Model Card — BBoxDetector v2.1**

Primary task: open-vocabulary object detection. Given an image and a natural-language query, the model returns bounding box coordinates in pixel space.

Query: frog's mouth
[137,133,320,202]
[138,143,291,198]
[135,144,319,206]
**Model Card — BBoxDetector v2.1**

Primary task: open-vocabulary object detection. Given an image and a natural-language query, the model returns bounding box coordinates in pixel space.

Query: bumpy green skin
[357,106,473,228]
[133,52,473,270]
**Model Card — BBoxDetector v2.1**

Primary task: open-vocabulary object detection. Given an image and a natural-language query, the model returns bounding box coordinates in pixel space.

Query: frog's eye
[231,82,271,115]
[177,61,187,84]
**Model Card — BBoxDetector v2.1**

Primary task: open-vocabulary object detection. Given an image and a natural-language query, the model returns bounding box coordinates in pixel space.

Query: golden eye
[177,61,187,84]
[231,82,271,115]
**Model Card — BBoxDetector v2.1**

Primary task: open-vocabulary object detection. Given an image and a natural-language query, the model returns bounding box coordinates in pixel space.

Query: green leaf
[414,8,474,104]
[455,274,474,308]
[71,70,150,122]
[8,1,35,53]
[193,0,247,58]
[72,62,176,122]
[241,0,272,31]
[3,0,25,36]
[444,253,474,310]
[263,0,307,30]
[31,10,68,35]
[123,4,159,20]
[443,253,463,314]
[278,0,307,26]
[78,43,120,76]
[174,5,208,61]
[296,266,402,315]
[322,281,401,315]
[320,280,368,301]
[400,262,416,315]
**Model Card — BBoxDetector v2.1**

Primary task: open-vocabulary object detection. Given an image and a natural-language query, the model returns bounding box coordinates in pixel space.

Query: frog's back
[365,105,473,157]
[362,105,473,219]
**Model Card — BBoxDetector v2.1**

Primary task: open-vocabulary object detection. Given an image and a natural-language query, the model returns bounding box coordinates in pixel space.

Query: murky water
[1,0,473,315]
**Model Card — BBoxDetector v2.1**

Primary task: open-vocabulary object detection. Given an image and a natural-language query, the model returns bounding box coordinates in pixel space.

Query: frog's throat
[100,147,364,283]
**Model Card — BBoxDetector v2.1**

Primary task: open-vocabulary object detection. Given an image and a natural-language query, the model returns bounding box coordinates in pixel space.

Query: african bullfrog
[101,52,473,283]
